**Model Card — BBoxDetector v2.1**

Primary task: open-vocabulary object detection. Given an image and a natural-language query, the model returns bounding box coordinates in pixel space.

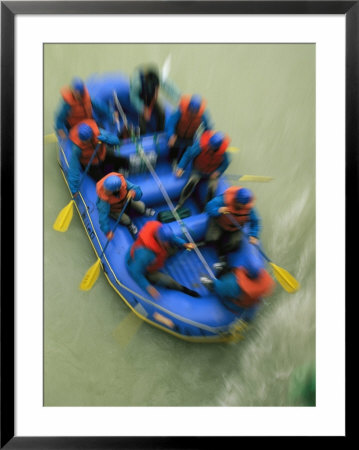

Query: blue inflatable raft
[56,73,269,343]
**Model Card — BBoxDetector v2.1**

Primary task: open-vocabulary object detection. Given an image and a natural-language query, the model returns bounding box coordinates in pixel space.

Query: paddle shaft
[100,196,131,258]
[226,174,246,179]
[113,91,128,129]
[225,174,272,182]
[75,142,101,195]
[226,213,271,262]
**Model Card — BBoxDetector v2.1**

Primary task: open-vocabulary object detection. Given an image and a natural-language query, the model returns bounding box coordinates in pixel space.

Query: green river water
[44,43,315,407]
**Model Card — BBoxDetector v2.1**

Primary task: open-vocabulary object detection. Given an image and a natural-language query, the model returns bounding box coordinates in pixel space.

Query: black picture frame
[1,1,354,447]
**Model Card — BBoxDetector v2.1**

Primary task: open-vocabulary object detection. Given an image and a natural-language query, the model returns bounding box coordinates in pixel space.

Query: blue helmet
[235,188,253,205]
[157,225,174,244]
[209,132,225,151]
[188,95,202,113]
[72,77,85,95]
[78,124,93,141]
[104,175,122,192]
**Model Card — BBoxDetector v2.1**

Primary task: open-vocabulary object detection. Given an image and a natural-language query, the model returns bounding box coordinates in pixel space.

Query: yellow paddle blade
[238,175,274,182]
[53,200,74,232]
[79,258,102,291]
[44,133,57,144]
[227,146,240,153]
[112,312,144,348]
[270,262,300,293]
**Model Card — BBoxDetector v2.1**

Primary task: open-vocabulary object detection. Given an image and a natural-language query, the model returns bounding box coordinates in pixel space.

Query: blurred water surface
[44,43,315,406]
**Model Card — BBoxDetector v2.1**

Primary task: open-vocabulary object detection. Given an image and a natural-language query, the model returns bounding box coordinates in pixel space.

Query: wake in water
[214,185,315,406]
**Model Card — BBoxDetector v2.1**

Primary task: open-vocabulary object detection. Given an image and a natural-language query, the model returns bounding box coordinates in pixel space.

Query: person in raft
[129,65,166,134]
[55,77,107,139]
[175,131,230,210]
[200,259,274,316]
[204,186,261,267]
[126,221,199,299]
[96,172,155,238]
[165,94,213,167]
[68,119,128,196]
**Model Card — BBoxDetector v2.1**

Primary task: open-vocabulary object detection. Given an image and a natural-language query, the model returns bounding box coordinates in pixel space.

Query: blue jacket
[126,235,186,292]
[96,181,142,235]
[54,98,107,133]
[205,194,261,239]
[177,141,230,176]
[165,108,213,138]
[68,129,120,195]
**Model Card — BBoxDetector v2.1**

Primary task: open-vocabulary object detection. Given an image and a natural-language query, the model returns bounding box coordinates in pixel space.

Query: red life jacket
[175,95,206,139]
[217,186,255,231]
[130,221,169,272]
[194,131,229,174]
[61,86,93,128]
[96,172,128,213]
[69,119,106,166]
[231,267,275,308]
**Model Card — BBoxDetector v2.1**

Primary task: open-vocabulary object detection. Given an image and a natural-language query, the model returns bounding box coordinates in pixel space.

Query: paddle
[160,54,182,104]
[113,91,128,128]
[226,174,274,183]
[53,142,101,232]
[113,91,129,129]
[161,54,171,82]
[227,146,241,153]
[112,311,144,348]
[226,214,300,293]
[44,132,58,144]
[157,206,191,223]
[79,196,131,291]
[252,243,300,293]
